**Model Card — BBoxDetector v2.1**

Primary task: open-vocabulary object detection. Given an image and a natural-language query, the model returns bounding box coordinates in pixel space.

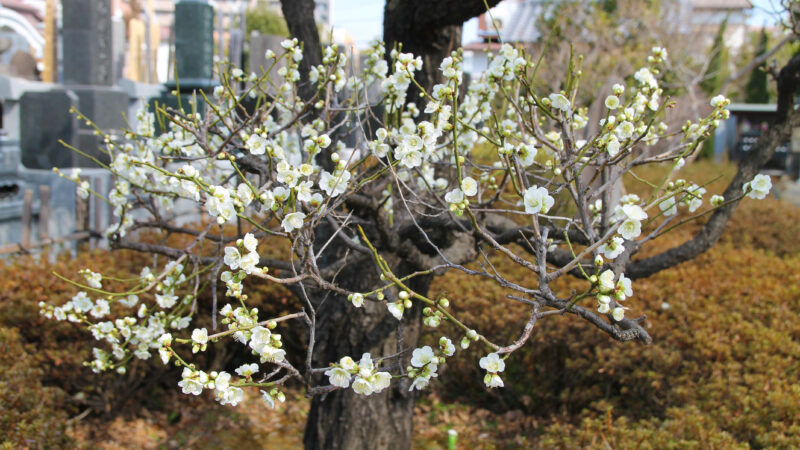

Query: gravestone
[59,0,128,168]
[19,90,79,169]
[167,0,216,91]
[62,0,113,86]
[154,0,216,124]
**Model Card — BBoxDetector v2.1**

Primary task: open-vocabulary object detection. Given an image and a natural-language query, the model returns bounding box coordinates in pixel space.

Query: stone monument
[60,0,128,168]
[154,0,217,122]
[14,0,130,170]
[168,0,216,91]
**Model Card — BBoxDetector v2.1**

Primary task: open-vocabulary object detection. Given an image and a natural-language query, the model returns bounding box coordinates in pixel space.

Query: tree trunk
[303,252,430,450]
[383,0,503,94]
[278,1,501,447]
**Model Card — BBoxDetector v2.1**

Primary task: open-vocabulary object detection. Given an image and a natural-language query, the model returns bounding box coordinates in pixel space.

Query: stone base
[149,92,207,134]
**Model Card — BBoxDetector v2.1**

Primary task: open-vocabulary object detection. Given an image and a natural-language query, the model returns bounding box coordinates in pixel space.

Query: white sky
[332,0,785,49]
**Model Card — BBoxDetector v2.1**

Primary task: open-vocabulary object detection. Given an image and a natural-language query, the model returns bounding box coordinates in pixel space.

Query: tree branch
[628,53,800,279]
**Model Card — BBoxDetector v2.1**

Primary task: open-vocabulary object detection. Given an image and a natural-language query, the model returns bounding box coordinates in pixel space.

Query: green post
[447,429,457,450]
[167,0,217,92]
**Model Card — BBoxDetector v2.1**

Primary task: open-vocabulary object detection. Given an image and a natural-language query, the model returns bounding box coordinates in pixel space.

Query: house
[463,0,754,75]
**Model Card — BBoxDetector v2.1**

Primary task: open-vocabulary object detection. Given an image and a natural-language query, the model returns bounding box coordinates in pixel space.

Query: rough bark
[383,0,503,93]
[280,0,322,102]
[303,251,430,450]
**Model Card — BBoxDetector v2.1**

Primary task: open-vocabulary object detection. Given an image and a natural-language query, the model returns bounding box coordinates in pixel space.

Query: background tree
[246,7,290,38]
[700,17,730,97]
[745,28,771,103]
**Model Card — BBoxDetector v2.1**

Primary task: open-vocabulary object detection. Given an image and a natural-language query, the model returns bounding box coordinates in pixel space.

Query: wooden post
[92,177,102,246]
[75,178,89,248]
[21,189,33,248]
[38,185,51,241]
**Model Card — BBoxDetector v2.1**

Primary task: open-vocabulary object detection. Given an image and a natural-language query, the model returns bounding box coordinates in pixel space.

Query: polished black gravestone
[20,90,78,169]
[153,0,216,129]
[167,0,216,91]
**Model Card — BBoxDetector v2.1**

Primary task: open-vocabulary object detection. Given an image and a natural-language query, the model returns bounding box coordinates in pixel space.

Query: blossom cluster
[40,39,776,408]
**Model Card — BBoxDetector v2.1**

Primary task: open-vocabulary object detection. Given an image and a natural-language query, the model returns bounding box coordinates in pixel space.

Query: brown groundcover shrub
[0,326,71,448]
[430,193,800,447]
[2,164,799,448]
[0,242,296,447]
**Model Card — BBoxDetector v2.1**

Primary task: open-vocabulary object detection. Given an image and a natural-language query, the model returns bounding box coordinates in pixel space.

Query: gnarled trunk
[277,1,502,448]
[303,254,430,450]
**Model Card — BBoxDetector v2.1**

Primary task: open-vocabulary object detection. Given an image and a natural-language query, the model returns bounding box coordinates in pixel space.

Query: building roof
[502,0,545,43]
[692,0,752,9]
[727,103,777,113]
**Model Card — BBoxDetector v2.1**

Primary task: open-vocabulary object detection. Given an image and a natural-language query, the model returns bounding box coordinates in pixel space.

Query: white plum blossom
[156,293,178,309]
[523,186,555,215]
[615,274,633,300]
[246,134,267,155]
[444,188,464,205]
[549,93,571,113]
[223,235,260,274]
[619,219,642,240]
[236,363,259,377]
[281,212,306,233]
[319,170,351,197]
[634,67,657,89]
[686,185,706,212]
[439,337,456,357]
[84,270,102,289]
[387,301,405,320]
[602,236,625,259]
[178,368,206,396]
[72,291,93,312]
[606,136,621,156]
[659,195,677,216]
[326,366,352,388]
[349,293,364,308]
[89,299,110,318]
[744,174,772,200]
[479,353,505,388]
[598,269,616,293]
[410,346,436,368]
[605,95,620,109]
[461,177,478,197]
[710,95,728,108]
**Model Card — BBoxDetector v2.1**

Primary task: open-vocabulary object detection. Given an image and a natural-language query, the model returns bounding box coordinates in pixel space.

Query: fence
[0,184,94,255]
